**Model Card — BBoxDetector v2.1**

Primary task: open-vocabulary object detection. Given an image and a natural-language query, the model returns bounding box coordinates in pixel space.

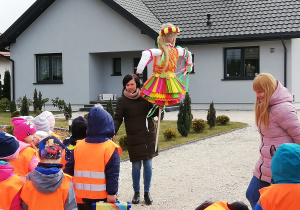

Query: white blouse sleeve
[136,49,162,74]
[177,47,193,64]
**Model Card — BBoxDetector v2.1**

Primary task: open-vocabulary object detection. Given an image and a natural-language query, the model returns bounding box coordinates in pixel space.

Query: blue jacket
[64,108,120,197]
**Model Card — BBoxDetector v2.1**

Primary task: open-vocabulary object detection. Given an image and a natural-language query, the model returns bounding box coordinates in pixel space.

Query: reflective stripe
[74,170,105,179]
[19,176,26,182]
[75,183,106,192]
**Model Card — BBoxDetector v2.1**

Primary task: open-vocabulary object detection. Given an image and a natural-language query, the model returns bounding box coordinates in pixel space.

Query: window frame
[112,57,122,76]
[223,46,259,80]
[35,53,63,84]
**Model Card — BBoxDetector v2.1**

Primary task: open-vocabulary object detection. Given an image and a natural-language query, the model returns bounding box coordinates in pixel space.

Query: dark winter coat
[114,95,158,162]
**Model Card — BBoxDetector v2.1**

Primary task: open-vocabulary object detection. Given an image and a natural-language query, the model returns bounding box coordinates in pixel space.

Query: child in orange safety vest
[254,143,300,210]
[21,136,77,210]
[10,117,39,182]
[0,131,24,210]
[64,107,122,209]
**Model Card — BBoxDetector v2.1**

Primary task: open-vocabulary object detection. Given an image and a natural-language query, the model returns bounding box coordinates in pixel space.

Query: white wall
[185,40,287,110]
[290,38,300,103]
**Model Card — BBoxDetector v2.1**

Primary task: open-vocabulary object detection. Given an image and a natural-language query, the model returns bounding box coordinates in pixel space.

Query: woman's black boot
[132,191,140,204]
[144,192,153,205]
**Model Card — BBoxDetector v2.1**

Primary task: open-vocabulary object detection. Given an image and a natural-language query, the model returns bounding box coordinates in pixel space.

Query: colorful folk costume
[136,24,193,151]
[136,25,193,107]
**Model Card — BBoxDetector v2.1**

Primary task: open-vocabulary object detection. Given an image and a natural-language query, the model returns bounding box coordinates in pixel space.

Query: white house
[0,0,300,111]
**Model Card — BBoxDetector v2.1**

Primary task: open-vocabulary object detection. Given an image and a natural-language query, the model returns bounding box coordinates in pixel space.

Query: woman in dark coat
[114,74,158,205]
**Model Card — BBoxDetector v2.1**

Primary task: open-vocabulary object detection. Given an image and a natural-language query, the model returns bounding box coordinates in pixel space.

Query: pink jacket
[0,162,23,210]
[253,81,300,183]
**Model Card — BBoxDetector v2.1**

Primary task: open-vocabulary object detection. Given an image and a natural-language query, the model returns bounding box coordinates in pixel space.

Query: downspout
[281,37,287,87]
[0,54,15,101]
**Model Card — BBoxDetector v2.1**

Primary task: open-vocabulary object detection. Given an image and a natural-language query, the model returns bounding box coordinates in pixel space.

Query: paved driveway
[117,110,260,209]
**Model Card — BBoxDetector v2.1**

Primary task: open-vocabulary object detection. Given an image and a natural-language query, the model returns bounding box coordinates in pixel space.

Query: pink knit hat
[12,117,37,141]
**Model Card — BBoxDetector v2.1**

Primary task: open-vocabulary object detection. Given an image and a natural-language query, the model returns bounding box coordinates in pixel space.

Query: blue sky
[0,0,36,33]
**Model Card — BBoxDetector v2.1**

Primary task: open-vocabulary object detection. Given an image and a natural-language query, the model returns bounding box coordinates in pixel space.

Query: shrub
[20,95,29,116]
[33,88,49,113]
[11,111,21,118]
[163,129,178,140]
[5,124,14,135]
[177,92,192,137]
[0,98,10,111]
[64,103,72,120]
[3,70,11,101]
[192,119,206,133]
[10,100,16,115]
[106,99,115,118]
[84,113,88,119]
[207,101,216,128]
[216,115,230,125]
[118,134,128,151]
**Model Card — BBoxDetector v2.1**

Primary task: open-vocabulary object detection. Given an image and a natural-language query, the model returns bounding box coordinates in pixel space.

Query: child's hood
[271,143,300,184]
[18,140,30,152]
[0,161,14,181]
[27,167,64,194]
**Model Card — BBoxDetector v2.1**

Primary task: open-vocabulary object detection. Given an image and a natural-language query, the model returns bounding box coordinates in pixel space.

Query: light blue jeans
[132,158,152,192]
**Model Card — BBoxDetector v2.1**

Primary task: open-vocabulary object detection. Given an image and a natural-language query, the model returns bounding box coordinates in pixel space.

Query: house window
[224,47,259,79]
[36,54,62,83]
[112,58,121,76]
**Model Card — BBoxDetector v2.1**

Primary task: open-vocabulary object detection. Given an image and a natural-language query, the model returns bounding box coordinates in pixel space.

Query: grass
[1,111,247,160]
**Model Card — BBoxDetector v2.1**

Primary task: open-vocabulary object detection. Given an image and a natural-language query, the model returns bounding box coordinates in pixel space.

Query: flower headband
[159,27,180,36]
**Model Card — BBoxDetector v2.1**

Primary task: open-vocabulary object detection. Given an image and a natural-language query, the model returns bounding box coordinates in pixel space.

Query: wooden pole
[155,106,162,152]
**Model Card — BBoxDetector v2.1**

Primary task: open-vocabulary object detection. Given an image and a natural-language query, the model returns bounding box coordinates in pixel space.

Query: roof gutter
[281,37,287,87]
[0,54,15,101]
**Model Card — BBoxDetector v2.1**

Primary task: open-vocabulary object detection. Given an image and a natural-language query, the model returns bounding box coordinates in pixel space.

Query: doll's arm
[177,47,193,64]
[136,49,162,74]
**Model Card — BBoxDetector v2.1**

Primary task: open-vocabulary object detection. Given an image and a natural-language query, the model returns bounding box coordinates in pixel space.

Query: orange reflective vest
[10,147,38,182]
[0,175,24,210]
[205,201,230,210]
[73,139,121,200]
[21,173,72,210]
[259,184,300,210]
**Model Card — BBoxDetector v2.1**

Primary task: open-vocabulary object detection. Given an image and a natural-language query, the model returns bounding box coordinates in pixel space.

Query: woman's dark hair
[228,202,249,210]
[195,201,249,210]
[122,74,141,89]
[195,201,214,210]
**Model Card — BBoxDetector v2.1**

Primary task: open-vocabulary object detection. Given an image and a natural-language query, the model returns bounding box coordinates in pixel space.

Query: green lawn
[1,111,247,160]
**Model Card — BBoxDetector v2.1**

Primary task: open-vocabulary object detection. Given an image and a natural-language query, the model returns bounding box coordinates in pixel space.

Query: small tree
[20,95,29,116]
[207,101,216,128]
[177,93,193,137]
[33,88,49,113]
[3,70,11,101]
[64,102,72,120]
[106,99,115,118]
[0,81,3,100]
[10,100,17,116]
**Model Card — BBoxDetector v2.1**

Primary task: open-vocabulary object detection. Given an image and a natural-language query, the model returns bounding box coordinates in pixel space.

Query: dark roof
[1,0,300,50]
[115,0,300,43]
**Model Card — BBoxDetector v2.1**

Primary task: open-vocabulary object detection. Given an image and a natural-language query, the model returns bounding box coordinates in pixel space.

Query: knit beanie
[12,117,37,141]
[33,114,51,134]
[39,136,65,160]
[0,131,20,160]
[69,116,87,145]
[33,130,49,146]
[41,111,55,130]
